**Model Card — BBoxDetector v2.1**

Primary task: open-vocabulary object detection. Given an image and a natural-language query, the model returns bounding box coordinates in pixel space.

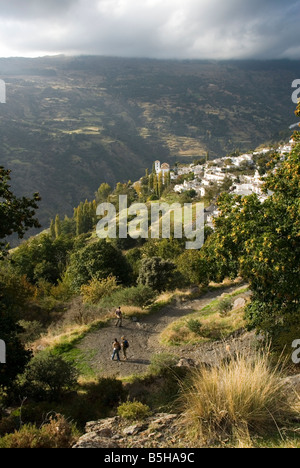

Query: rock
[232,298,246,310]
[85,417,118,436]
[283,374,300,393]
[73,433,120,449]
[177,357,195,368]
[123,423,146,436]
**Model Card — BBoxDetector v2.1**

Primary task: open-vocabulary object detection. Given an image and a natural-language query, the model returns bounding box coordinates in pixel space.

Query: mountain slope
[0,56,298,229]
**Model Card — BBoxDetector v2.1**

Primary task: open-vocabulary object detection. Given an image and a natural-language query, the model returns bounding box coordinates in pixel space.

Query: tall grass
[180,351,300,446]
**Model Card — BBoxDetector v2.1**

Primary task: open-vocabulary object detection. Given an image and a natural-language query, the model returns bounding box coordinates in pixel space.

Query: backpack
[123,340,129,349]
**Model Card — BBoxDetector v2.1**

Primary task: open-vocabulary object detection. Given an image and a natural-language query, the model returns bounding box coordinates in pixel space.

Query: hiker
[121,336,129,361]
[111,338,121,362]
[115,306,123,328]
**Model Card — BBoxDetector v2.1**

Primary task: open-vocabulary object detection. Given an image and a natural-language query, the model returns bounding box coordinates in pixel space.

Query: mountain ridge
[0,56,298,230]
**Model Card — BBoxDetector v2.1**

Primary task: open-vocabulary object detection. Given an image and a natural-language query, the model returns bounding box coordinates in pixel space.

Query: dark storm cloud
[0,0,299,59]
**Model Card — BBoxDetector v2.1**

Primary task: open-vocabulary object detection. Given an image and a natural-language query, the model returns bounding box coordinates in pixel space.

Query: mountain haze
[0,56,298,229]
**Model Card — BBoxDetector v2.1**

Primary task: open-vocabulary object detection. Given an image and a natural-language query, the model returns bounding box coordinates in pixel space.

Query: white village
[149,137,296,229]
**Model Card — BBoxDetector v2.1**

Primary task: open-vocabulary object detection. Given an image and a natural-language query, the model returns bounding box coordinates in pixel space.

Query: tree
[95,183,112,204]
[0,167,40,256]
[54,214,62,238]
[138,257,176,292]
[66,240,132,291]
[11,234,74,284]
[49,219,56,239]
[0,167,40,388]
[206,121,300,348]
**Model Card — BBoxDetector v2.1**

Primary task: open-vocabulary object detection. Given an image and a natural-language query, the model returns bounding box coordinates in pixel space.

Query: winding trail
[77,283,250,378]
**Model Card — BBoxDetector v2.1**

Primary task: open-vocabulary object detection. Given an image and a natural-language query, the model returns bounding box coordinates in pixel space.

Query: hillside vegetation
[0,56,297,229]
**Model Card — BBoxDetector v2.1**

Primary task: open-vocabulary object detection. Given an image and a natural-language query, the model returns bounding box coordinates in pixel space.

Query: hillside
[0,56,298,230]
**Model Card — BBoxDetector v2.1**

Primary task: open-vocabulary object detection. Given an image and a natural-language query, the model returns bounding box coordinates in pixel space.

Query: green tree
[0,167,40,388]
[54,214,62,238]
[207,121,300,348]
[95,183,112,204]
[138,257,176,292]
[66,240,132,291]
[0,167,40,256]
[49,219,56,239]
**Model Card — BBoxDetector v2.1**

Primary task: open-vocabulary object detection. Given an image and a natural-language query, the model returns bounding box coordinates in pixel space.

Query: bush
[217,296,233,317]
[148,353,178,376]
[117,401,151,421]
[18,320,44,345]
[181,352,300,445]
[138,257,176,292]
[84,377,127,410]
[66,240,132,291]
[0,414,78,448]
[81,275,119,305]
[186,319,202,336]
[100,284,156,309]
[18,352,78,400]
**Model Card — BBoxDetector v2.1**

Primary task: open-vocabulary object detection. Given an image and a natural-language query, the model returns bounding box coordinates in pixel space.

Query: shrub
[186,319,202,336]
[148,353,178,376]
[18,320,44,345]
[81,275,119,305]
[217,296,233,317]
[138,257,176,292]
[19,352,78,400]
[117,401,151,421]
[181,352,300,446]
[84,377,127,410]
[100,284,156,309]
[0,414,78,448]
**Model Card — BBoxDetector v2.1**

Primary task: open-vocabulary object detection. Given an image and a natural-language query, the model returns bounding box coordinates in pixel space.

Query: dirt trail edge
[77,284,251,378]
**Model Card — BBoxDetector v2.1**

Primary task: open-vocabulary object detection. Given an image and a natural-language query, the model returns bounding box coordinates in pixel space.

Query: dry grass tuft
[180,351,300,446]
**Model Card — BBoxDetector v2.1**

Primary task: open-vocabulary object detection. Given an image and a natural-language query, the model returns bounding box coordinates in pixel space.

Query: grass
[179,351,300,447]
[160,287,249,346]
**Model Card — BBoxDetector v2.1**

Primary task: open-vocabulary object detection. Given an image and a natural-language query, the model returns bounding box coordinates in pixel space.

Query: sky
[0,0,299,60]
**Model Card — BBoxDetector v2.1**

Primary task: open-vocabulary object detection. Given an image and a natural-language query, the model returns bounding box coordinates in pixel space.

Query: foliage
[81,275,119,305]
[0,414,78,449]
[117,401,151,421]
[66,240,132,291]
[186,319,202,335]
[0,167,40,256]
[148,353,178,376]
[0,301,32,390]
[99,284,156,309]
[11,234,74,284]
[18,352,79,400]
[176,250,210,286]
[209,135,300,346]
[217,296,233,317]
[138,257,176,292]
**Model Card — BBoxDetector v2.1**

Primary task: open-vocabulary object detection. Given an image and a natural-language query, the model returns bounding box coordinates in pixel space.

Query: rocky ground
[73,413,183,449]
[73,373,300,449]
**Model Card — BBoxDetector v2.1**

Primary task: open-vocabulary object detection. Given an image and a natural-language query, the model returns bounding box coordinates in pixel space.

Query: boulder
[73,432,119,449]
[232,298,246,310]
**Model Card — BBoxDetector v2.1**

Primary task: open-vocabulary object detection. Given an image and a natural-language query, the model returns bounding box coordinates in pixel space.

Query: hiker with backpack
[111,338,121,362]
[121,336,129,361]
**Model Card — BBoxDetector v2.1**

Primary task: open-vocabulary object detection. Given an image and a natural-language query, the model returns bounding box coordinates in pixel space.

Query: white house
[155,161,170,181]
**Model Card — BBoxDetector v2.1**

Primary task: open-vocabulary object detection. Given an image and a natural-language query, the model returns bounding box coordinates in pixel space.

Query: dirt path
[77,284,250,378]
